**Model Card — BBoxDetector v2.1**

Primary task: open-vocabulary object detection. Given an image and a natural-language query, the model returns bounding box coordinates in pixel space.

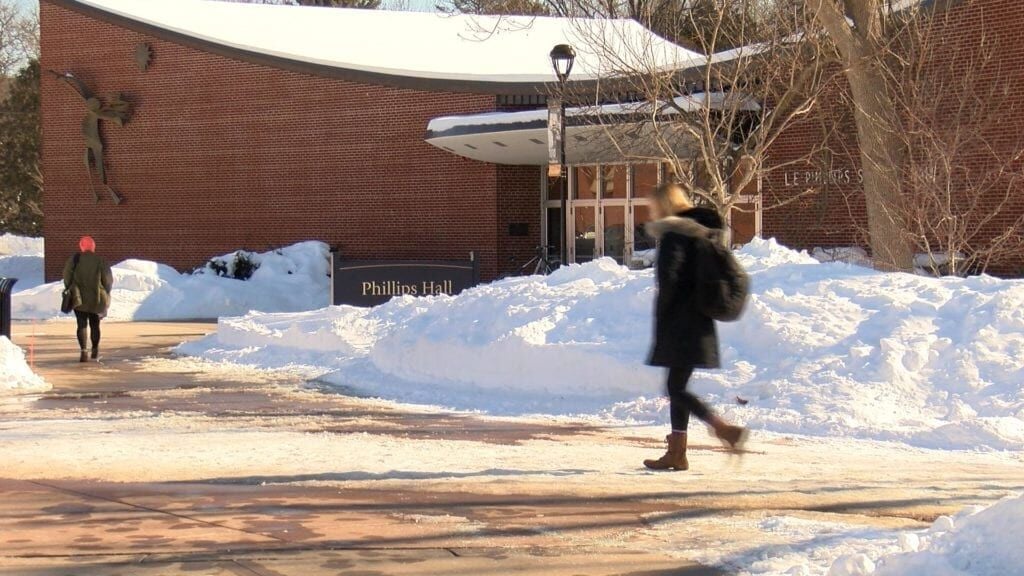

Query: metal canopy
[425,95,756,165]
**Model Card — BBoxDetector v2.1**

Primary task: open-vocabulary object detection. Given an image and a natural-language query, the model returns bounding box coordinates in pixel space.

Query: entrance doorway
[543,162,760,267]
[564,164,659,266]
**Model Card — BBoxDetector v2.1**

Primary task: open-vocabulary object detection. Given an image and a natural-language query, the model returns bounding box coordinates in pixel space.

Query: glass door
[570,166,598,263]
[564,163,665,266]
[572,204,597,263]
[629,163,660,267]
[602,204,626,264]
[599,165,627,264]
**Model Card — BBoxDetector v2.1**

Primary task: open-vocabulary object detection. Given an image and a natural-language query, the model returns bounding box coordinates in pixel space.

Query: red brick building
[762,0,1024,274]
[40,0,704,282]
[40,0,1024,281]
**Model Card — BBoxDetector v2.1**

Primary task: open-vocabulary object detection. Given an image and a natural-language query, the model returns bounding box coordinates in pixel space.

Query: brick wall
[762,0,1024,274]
[496,165,542,276]
[40,1,503,281]
[763,76,867,251]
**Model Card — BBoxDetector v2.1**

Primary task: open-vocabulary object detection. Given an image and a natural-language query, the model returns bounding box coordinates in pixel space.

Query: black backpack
[686,224,750,322]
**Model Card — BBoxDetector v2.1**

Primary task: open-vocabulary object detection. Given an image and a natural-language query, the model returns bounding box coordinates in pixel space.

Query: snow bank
[12,242,331,321]
[867,494,1024,576]
[0,235,44,290]
[739,494,1024,576]
[0,254,44,291]
[713,494,1024,575]
[0,336,49,394]
[179,237,1024,450]
[0,234,43,256]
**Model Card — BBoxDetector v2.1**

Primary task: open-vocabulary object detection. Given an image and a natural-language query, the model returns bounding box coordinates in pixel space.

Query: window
[574,166,598,200]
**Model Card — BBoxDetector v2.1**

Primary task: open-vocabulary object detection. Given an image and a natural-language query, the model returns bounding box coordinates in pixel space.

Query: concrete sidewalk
[3,322,724,575]
[1,476,720,575]
[2,322,1021,575]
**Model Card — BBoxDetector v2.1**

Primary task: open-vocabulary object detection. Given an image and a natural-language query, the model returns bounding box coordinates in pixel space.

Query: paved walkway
[2,322,1021,575]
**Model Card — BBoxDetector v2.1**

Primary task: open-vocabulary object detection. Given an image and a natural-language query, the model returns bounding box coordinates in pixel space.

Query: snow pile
[13,242,331,321]
[0,336,49,394]
[748,494,1024,576]
[179,237,1024,450]
[0,234,43,256]
[0,234,44,290]
[865,494,1024,576]
[811,246,872,268]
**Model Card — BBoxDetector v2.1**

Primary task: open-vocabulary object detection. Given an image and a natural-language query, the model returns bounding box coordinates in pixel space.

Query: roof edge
[46,0,576,96]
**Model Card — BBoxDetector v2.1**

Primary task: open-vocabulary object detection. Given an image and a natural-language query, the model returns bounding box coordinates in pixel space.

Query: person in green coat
[62,236,113,362]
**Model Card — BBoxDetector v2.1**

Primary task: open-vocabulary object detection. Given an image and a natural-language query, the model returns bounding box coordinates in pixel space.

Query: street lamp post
[550,44,575,268]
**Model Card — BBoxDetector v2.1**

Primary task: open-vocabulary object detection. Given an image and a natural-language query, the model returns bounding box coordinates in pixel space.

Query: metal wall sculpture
[49,71,132,204]
[134,43,152,71]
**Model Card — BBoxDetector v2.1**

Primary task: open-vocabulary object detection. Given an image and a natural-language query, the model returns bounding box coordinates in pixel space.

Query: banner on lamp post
[547,97,562,177]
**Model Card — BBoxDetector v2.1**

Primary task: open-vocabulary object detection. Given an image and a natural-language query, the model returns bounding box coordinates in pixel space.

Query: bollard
[0,277,16,340]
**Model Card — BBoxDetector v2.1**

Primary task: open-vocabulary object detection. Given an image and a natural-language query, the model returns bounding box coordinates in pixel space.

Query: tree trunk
[846,65,915,271]
[807,0,915,271]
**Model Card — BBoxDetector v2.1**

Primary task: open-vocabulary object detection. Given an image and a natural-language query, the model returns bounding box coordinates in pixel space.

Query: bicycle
[510,245,561,277]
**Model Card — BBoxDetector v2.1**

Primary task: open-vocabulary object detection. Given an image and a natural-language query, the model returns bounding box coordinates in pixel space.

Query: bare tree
[803,0,917,270]
[888,7,1024,275]
[437,0,548,15]
[226,0,383,8]
[546,0,679,44]
[558,0,840,241]
[0,0,38,82]
[296,0,382,8]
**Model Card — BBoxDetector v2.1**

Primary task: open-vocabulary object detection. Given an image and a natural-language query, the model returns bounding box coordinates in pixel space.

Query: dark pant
[666,366,712,431]
[74,311,101,351]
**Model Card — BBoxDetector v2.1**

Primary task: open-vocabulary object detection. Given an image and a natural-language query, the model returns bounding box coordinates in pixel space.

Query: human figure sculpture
[50,71,131,204]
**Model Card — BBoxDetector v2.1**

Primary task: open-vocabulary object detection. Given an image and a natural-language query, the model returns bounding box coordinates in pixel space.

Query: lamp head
[549,44,576,84]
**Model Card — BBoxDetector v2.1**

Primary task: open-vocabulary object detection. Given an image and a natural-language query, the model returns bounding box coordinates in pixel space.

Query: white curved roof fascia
[75,0,706,84]
[426,92,760,134]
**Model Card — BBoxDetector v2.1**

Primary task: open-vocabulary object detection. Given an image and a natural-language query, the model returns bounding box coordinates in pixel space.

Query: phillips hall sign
[331,256,480,306]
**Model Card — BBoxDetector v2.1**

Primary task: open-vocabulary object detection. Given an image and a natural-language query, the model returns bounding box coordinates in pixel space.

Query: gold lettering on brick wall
[784,169,864,187]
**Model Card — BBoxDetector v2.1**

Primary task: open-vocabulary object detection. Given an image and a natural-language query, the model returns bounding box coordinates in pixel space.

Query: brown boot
[713,422,748,452]
[79,349,89,363]
[643,432,688,471]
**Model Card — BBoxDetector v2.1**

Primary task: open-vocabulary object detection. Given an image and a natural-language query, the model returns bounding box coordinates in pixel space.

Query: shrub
[205,258,228,277]
[231,251,259,281]
[199,250,260,280]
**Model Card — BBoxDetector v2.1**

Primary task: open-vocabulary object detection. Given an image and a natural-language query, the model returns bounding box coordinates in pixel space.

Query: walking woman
[643,182,747,471]
[62,236,113,362]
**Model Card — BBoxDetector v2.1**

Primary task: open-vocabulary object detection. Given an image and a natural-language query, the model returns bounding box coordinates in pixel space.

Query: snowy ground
[0,336,49,394]
[9,241,330,320]
[2,235,1022,575]
[0,233,44,290]
[177,238,1024,452]
[3,337,1020,576]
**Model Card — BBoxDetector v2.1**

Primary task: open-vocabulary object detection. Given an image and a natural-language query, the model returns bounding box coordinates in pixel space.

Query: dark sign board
[332,256,480,307]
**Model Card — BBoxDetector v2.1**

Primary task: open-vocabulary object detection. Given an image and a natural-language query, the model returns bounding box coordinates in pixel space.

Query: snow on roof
[427,93,761,135]
[72,0,705,88]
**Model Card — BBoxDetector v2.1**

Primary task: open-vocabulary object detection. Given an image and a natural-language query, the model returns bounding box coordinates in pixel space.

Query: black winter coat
[645,207,723,369]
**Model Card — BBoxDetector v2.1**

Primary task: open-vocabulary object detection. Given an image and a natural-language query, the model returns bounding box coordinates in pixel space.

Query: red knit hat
[79,236,96,253]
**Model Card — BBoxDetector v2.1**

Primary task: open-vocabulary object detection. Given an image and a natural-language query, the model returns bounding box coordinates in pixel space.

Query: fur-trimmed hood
[646,207,724,240]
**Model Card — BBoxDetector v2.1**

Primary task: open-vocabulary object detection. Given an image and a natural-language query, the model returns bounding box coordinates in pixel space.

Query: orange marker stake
[29,320,36,369]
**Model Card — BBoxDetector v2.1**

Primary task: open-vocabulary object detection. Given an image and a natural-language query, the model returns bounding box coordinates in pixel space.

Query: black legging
[667,366,712,431]
[74,311,101,351]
